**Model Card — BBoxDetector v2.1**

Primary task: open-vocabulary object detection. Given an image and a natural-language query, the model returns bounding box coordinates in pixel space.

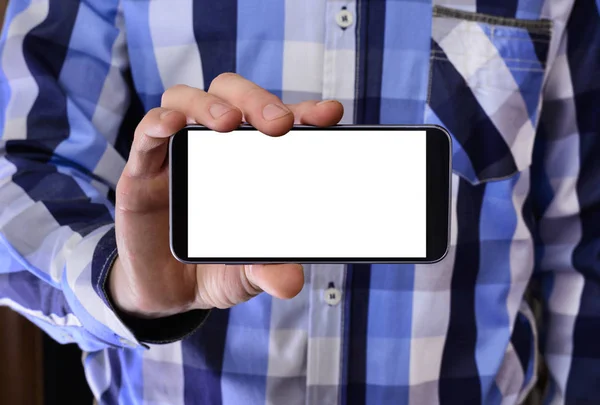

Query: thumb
[245,263,305,300]
[194,263,304,309]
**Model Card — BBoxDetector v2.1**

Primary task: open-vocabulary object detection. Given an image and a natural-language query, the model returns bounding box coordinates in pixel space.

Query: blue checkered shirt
[1,0,599,404]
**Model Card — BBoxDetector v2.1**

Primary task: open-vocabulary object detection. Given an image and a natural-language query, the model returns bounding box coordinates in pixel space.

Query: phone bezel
[170,124,451,264]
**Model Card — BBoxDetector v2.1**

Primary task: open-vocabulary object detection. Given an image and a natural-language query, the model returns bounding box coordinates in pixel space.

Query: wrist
[108,256,142,316]
[108,256,163,319]
[107,257,210,344]
[107,256,198,320]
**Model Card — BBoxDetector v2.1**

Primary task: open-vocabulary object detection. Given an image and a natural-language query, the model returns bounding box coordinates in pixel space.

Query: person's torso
[83,1,571,404]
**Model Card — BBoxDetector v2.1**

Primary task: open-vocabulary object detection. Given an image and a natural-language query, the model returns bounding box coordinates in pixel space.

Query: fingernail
[160,110,174,119]
[317,99,337,106]
[262,104,291,121]
[209,103,234,119]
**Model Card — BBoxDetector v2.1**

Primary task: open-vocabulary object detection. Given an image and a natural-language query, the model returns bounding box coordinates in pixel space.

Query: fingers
[288,100,344,126]
[128,78,344,179]
[161,84,243,132]
[161,78,296,136]
[161,78,343,140]
[126,107,187,177]
[208,73,294,136]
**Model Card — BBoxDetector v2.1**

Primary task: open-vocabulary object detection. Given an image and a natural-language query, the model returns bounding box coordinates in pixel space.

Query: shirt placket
[306,264,347,405]
[322,0,358,124]
[305,4,357,405]
[304,2,357,404]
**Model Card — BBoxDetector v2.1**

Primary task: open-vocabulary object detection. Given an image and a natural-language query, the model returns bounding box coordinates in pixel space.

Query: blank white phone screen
[187,129,427,258]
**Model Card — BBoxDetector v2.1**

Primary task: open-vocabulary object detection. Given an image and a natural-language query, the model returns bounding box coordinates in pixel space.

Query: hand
[110,73,344,319]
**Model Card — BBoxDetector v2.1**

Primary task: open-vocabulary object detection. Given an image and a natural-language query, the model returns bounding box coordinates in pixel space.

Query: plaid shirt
[1,0,599,404]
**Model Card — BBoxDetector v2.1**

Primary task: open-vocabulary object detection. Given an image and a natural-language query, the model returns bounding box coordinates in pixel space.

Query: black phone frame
[170,124,451,264]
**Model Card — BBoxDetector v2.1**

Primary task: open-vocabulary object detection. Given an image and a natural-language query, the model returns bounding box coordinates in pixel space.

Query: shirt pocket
[426,6,553,185]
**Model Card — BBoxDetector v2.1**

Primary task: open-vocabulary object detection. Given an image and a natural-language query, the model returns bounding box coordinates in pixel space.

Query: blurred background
[0,1,92,403]
[0,305,92,404]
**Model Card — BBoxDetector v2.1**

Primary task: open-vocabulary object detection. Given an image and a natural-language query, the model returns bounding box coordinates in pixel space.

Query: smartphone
[169,125,451,264]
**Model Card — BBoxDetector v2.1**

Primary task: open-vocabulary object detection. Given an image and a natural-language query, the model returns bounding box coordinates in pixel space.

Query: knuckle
[148,107,165,117]
[239,86,271,107]
[161,90,172,107]
[209,72,242,92]
[189,89,210,108]
[212,72,239,85]
[134,109,160,139]
[162,84,188,106]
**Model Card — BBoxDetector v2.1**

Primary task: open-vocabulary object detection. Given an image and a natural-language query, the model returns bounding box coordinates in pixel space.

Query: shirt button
[336,9,354,29]
[324,286,342,306]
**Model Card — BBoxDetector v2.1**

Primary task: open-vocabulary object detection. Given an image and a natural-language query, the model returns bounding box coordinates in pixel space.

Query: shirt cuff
[62,225,209,349]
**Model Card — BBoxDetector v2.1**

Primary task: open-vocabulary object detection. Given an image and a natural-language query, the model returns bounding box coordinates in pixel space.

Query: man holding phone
[0,1,599,404]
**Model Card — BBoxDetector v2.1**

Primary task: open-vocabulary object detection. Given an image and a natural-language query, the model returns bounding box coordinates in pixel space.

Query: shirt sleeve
[0,0,140,350]
[531,0,600,402]
[0,0,210,350]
